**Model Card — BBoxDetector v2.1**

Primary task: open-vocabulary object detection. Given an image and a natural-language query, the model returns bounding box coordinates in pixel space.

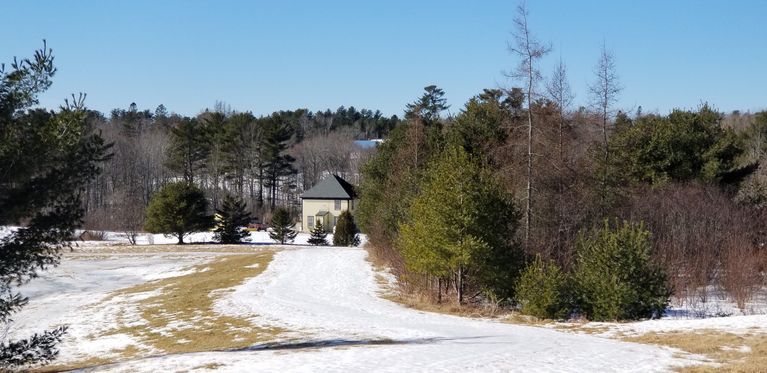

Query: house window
[307,216,314,228]
[335,200,342,210]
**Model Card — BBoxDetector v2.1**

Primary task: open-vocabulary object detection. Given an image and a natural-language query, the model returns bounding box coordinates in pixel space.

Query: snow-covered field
[4,230,766,372]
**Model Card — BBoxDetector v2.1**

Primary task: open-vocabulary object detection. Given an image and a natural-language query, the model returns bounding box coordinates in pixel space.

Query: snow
[4,237,764,371]
[71,229,367,247]
[99,248,697,372]
[584,314,767,338]
[6,254,207,363]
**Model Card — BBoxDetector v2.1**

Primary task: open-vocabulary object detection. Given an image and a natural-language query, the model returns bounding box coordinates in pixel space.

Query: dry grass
[41,252,283,371]
[382,291,518,319]
[624,330,767,372]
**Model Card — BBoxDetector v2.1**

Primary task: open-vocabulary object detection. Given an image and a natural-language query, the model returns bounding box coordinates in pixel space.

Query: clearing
[6,234,766,372]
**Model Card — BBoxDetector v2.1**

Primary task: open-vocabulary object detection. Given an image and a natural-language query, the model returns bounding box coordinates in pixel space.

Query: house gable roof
[301,175,357,200]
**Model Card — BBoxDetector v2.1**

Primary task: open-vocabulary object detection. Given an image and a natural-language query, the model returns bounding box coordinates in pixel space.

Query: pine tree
[165,118,211,183]
[307,220,329,246]
[398,146,521,304]
[573,221,670,321]
[333,210,360,247]
[0,42,111,369]
[269,207,297,244]
[145,182,212,244]
[213,194,251,244]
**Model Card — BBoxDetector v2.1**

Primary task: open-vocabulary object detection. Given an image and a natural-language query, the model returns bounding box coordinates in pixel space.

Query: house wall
[301,198,356,232]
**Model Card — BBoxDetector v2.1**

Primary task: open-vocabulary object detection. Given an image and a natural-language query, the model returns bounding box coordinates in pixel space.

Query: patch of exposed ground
[39,252,284,371]
[623,330,767,372]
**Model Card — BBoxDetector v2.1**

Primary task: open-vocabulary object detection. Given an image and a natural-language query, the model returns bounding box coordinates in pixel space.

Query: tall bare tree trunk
[547,59,573,261]
[508,3,550,248]
[589,43,622,207]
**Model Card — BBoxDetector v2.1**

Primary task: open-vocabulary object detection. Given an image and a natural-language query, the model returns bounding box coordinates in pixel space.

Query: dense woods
[359,4,767,320]
[81,103,399,234]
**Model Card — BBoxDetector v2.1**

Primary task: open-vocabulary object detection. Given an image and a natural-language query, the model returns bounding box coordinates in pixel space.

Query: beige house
[300,175,357,232]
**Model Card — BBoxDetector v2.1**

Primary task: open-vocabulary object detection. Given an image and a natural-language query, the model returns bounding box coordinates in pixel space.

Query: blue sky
[3,0,766,117]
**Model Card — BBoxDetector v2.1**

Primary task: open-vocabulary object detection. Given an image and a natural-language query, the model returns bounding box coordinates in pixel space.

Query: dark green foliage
[0,42,109,369]
[357,87,448,250]
[515,256,571,319]
[398,146,522,303]
[333,210,360,247]
[166,117,211,183]
[307,220,329,246]
[405,85,449,125]
[572,221,670,321]
[145,182,212,244]
[213,195,251,244]
[446,89,514,156]
[356,124,416,246]
[610,105,743,185]
[269,207,297,244]
[262,115,297,209]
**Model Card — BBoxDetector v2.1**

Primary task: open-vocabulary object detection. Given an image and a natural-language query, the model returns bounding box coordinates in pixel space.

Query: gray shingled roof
[301,175,357,199]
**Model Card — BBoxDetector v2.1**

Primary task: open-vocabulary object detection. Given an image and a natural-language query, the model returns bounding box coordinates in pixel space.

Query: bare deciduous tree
[589,42,622,172]
[507,2,551,247]
[546,58,574,258]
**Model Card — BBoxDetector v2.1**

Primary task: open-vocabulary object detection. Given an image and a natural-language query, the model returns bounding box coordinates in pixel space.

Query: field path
[101,247,695,372]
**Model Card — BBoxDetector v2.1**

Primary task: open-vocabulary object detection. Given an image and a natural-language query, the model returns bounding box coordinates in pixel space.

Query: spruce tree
[0,42,111,369]
[213,195,251,244]
[333,210,360,247]
[269,207,297,244]
[145,182,212,244]
[307,220,329,246]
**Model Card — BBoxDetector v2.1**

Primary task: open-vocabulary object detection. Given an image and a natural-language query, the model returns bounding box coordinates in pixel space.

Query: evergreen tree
[269,207,297,244]
[166,118,210,183]
[405,85,449,126]
[357,88,446,251]
[262,115,296,209]
[213,194,251,244]
[398,146,521,304]
[0,42,111,369]
[307,220,329,246]
[573,221,670,321]
[609,105,742,185]
[333,211,360,247]
[145,182,212,244]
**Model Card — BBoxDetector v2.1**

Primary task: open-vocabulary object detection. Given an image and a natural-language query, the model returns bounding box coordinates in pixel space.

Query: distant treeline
[81,102,402,233]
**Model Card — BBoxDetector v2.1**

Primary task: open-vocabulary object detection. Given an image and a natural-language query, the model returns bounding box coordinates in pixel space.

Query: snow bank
[99,247,694,372]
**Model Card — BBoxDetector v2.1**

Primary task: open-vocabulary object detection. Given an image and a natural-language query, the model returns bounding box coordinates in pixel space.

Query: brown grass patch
[382,291,513,319]
[193,362,225,370]
[43,252,283,371]
[624,330,767,372]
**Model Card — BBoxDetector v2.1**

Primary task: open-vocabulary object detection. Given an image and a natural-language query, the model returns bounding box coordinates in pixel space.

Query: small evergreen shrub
[145,182,212,244]
[515,256,571,320]
[573,221,670,321]
[307,220,329,246]
[213,195,251,244]
[269,207,297,244]
[333,210,360,247]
